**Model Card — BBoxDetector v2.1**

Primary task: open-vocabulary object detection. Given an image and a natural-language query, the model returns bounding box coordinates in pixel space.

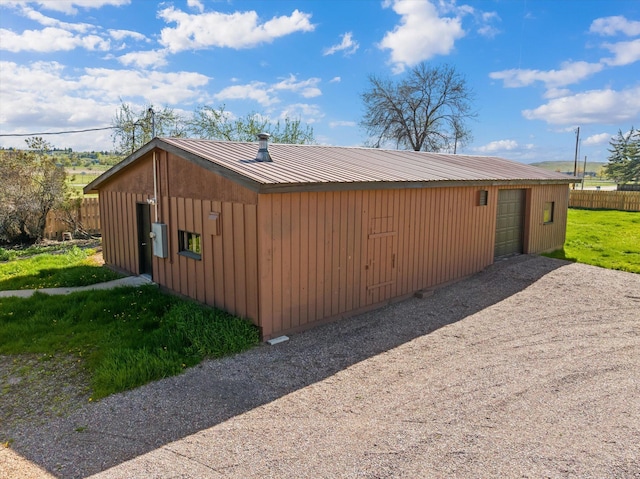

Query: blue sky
[1,0,639,165]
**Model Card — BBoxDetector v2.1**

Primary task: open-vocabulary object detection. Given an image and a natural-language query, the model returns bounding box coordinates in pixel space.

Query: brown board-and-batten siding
[256,183,570,338]
[97,150,260,323]
[257,186,496,338]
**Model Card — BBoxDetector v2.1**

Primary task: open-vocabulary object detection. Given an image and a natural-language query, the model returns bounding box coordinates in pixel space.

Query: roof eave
[83,139,162,194]
[83,138,264,194]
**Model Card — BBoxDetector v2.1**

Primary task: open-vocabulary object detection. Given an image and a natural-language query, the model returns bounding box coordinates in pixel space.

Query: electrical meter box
[150,223,168,258]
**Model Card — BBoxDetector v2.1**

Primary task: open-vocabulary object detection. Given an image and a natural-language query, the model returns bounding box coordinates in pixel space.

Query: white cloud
[583,133,612,146]
[0,61,115,141]
[272,75,321,98]
[0,61,209,141]
[215,82,277,107]
[522,87,640,125]
[589,16,640,37]
[0,26,110,52]
[323,32,359,56]
[601,38,640,66]
[82,68,210,104]
[21,7,92,32]
[215,75,322,107]
[4,0,130,15]
[329,120,356,128]
[277,103,324,124]
[158,7,315,53]
[187,0,204,13]
[477,24,499,38]
[544,88,572,99]
[329,76,341,83]
[109,29,147,42]
[379,0,465,73]
[117,50,168,69]
[475,10,501,38]
[474,139,519,153]
[489,61,603,89]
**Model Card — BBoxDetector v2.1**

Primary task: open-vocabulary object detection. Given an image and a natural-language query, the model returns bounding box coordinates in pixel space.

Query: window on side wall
[543,202,555,224]
[178,230,202,259]
[478,190,488,206]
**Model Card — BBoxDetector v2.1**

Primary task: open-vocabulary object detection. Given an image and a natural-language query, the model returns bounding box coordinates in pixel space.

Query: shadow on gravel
[7,254,567,479]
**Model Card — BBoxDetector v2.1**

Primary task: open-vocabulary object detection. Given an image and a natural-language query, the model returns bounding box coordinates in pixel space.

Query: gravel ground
[1,254,639,478]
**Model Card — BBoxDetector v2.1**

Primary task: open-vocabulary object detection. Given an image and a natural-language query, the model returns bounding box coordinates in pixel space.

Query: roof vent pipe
[255,132,272,162]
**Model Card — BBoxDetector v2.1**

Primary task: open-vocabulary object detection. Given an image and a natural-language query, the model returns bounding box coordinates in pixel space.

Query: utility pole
[573,127,580,190]
[582,155,587,190]
[148,108,155,138]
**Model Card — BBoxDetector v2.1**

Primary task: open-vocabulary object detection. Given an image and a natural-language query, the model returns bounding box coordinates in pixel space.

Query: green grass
[543,209,640,273]
[0,242,85,262]
[577,178,618,188]
[0,286,260,399]
[0,246,122,290]
[66,172,101,197]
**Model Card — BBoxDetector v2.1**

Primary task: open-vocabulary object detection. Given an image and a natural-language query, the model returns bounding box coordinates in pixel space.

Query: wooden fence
[569,190,640,212]
[45,197,101,240]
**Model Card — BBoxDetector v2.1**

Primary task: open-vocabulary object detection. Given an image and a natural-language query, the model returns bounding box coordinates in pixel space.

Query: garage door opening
[494,189,525,258]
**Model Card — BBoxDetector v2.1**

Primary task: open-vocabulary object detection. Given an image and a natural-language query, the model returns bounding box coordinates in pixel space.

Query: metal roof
[85,137,576,194]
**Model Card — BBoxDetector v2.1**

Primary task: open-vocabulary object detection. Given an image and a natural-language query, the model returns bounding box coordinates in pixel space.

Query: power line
[0,126,116,137]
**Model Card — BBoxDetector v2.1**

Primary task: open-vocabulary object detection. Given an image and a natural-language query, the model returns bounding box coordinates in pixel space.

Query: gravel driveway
[2,255,639,478]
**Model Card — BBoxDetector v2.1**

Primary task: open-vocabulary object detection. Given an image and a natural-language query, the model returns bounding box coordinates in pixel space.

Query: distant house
[85,137,574,339]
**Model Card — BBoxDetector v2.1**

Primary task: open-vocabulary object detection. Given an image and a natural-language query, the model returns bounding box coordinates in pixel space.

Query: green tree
[604,127,640,184]
[361,63,475,152]
[111,102,187,154]
[188,105,314,144]
[0,138,69,243]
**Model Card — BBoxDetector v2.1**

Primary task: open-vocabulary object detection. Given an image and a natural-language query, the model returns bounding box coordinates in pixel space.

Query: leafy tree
[0,138,69,244]
[604,127,640,184]
[361,63,475,152]
[111,102,187,154]
[188,105,314,144]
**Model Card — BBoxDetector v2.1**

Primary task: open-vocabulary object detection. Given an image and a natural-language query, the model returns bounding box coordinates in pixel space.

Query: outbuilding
[85,137,574,339]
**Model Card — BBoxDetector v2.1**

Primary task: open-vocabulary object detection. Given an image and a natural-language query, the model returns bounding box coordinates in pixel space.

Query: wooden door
[366,216,397,304]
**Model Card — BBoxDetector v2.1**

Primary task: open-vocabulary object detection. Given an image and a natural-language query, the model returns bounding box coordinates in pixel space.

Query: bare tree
[361,63,475,152]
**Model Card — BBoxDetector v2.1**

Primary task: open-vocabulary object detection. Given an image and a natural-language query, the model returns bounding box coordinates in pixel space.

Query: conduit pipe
[152,150,158,222]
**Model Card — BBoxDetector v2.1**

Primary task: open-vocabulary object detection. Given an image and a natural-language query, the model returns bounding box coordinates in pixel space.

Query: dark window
[478,190,488,206]
[178,230,201,259]
[543,202,555,224]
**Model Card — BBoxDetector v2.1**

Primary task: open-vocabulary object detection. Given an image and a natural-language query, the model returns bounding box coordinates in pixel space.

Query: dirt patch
[0,354,92,432]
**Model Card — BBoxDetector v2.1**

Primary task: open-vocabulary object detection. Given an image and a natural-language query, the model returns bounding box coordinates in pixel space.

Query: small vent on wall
[478,190,488,206]
[208,212,221,235]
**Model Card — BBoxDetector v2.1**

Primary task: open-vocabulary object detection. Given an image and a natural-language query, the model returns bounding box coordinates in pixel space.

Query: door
[366,216,397,303]
[137,203,153,276]
[494,189,525,258]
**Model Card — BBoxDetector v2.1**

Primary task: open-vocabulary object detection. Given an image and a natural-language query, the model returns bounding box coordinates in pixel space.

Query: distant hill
[529,160,606,174]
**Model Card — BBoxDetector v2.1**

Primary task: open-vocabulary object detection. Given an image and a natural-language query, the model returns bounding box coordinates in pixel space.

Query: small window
[543,202,555,224]
[478,190,488,206]
[178,230,201,259]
